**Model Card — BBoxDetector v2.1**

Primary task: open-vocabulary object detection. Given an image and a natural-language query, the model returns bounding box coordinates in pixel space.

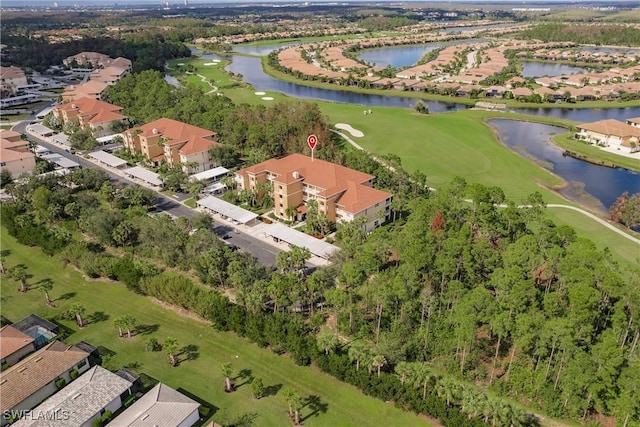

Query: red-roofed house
[235,153,392,232]
[577,119,640,153]
[124,118,219,173]
[0,130,35,178]
[53,97,127,138]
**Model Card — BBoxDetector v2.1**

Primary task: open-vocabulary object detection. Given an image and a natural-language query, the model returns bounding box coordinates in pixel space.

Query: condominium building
[235,153,393,233]
[123,118,219,173]
[53,97,127,138]
[0,130,35,177]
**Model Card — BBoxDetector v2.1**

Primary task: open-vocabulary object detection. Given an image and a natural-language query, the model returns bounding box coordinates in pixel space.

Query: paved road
[13,120,281,266]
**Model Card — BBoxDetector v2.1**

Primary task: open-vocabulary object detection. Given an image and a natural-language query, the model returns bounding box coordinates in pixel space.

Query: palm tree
[436,377,461,407]
[460,386,486,420]
[408,363,435,401]
[114,317,125,338]
[371,355,387,378]
[121,315,136,338]
[348,341,370,371]
[9,264,30,293]
[39,279,54,306]
[163,337,179,366]
[316,330,340,356]
[285,205,298,223]
[70,303,86,328]
[114,315,136,338]
[221,363,234,392]
[283,388,301,425]
[395,361,411,385]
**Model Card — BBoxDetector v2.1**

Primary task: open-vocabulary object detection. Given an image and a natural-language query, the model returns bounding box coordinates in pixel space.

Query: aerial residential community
[0,2,639,427]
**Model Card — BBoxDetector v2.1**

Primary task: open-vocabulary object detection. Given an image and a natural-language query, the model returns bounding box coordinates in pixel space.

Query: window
[279,203,283,208]
[76,360,87,369]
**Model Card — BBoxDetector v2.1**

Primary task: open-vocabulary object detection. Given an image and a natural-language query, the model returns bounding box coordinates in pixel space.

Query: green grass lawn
[0,228,430,427]
[552,132,640,172]
[184,197,196,208]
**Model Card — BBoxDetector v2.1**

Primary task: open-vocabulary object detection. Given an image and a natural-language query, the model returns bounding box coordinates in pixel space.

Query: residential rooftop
[12,366,132,427]
[0,341,89,412]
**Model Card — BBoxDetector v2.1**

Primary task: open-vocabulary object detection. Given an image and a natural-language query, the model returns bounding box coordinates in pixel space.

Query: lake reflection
[488,119,640,210]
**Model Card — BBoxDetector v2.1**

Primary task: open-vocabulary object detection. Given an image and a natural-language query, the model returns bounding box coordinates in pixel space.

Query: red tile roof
[238,153,392,214]
[578,119,640,139]
[0,325,34,361]
[130,118,217,155]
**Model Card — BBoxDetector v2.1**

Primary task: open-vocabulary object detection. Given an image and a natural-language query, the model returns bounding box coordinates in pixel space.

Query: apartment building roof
[0,325,34,361]
[0,66,26,80]
[61,80,109,101]
[55,97,126,124]
[131,118,217,155]
[12,366,133,427]
[0,341,89,411]
[238,153,392,214]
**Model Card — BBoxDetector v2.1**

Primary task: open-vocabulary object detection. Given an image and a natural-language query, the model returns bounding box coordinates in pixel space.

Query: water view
[488,119,640,210]
[521,61,590,78]
[358,45,440,69]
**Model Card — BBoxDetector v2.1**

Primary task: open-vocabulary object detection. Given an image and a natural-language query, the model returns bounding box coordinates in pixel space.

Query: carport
[123,166,163,187]
[265,222,338,259]
[196,195,258,225]
[88,150,128,169]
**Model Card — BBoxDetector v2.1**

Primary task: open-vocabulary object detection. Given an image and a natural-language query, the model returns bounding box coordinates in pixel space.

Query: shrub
[69,369,79,380]
[55,377,66,389]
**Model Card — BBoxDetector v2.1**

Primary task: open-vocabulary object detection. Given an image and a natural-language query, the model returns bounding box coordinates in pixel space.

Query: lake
[358,45,441,69]
[521,61,590,78]
[221,54,640,122]
[488,119,640,210]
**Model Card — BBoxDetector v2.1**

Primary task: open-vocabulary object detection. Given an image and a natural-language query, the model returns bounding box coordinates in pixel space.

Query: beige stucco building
[235,153,393,233]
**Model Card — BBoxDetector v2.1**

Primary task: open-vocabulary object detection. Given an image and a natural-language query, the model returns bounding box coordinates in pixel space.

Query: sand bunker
[262,97,274,101]
[254,91,266,96]
[335,123,364,138]
[203,63,218,66]
[177,63,185,65]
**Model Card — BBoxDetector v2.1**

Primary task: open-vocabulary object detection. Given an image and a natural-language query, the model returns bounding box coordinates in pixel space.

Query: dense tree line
[517,23,640,47]
[1,34,190,73]
[103,70,341,163]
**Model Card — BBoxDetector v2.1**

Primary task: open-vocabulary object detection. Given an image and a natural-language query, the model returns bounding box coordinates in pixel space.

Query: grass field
[0,228,430,427]
[552,132,640,172]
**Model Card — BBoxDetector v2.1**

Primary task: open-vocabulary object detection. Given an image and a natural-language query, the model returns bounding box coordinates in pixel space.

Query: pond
[358,45,441,69]
[487,119,640,211]
[521,61,590,78]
